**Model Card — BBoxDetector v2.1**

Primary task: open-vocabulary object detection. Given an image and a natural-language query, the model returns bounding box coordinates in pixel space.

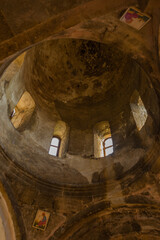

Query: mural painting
[32,210,50,231]
[120,7,151,30]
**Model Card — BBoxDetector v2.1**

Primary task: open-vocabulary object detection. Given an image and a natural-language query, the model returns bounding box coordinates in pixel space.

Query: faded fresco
[32,210,50,231]
[120,7,151,30]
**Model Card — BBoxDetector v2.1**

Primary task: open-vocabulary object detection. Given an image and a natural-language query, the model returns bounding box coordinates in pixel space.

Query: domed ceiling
[0,37,157,185]
[25,39,128,105]
[23,39,136,129]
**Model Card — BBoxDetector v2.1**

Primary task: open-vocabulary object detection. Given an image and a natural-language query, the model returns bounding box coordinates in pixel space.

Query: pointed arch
[49,120,69,157]
[49,136,61,156]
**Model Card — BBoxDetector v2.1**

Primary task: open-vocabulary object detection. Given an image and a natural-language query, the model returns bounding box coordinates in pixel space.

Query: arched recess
[49,120,69,157]
[130,90,148,131]
[10,91,35,130]
[94,121,113,158]
[0,182,20,240]
[50,201,160,240]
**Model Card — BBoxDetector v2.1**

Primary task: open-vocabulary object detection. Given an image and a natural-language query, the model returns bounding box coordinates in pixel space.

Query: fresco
[32,210,50,231]
[120,7,151,30]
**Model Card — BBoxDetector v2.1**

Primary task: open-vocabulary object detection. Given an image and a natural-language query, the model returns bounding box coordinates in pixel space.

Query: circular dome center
[25,39,128,108]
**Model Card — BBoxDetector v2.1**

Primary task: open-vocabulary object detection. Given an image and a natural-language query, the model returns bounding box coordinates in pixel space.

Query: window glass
[49,137,60,156]
[49,146,58,156]
[105,146,113,156]
[104,138,113,147]
[103,137,113,157]
[51,138,59,146]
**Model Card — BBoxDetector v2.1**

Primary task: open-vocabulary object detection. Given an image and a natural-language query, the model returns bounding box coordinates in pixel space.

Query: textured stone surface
[0,0,160,239]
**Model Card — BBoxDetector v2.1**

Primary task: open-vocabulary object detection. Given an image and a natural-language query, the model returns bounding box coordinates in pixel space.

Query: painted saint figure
[37,212,47,228]
[120,7,151,30]
[33,210,50,230]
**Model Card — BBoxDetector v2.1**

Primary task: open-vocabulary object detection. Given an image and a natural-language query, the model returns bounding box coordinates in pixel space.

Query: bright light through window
[103,137,113,156]
[105,146,113,156]
[104,138,113,147]
[51,138,59,146]
[49,137,60,156]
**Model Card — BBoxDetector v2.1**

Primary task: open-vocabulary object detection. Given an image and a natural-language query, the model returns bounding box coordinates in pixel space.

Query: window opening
[103,137,113,156]
[49,137,60,157]
[94,121,114,158]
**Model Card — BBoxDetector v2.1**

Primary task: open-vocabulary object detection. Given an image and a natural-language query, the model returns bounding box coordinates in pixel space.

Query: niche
[94,121,113,158]
[49,120,69,157]
[10,91,35,130]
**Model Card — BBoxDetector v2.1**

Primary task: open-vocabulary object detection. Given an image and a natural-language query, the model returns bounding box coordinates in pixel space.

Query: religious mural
[120,7,151,30]
[32,210,50,231]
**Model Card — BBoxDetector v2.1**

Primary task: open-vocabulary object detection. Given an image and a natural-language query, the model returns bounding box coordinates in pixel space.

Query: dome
[0,37,158,186]
[0,1,160,239]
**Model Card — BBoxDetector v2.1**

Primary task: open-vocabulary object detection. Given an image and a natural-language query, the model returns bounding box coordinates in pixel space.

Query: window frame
[103,137,113,157]
[49,136,61,157]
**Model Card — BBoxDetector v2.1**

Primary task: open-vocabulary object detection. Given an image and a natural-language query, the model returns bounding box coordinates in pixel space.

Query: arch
[49,136,61,157]
[0,192,16,240]
[0,182,20,240]
[50,202,160,240]
[103,137,113,156]
[94,121,113,158]
[49,120,69,157]
[130,90,148,131]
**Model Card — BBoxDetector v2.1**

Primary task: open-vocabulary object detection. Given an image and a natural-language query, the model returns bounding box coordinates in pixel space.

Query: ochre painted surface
[0,0,160,239]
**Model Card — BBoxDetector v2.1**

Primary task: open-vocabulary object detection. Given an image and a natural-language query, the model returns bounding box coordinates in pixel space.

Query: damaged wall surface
[0,0,160,239]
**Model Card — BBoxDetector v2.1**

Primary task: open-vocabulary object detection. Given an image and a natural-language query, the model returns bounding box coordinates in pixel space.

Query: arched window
[103,137,113,156]
[49,137,61,156]
[94,121,114,158]
[49,121,69,157]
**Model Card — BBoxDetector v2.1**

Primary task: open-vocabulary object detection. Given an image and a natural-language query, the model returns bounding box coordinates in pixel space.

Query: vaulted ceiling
[0,0,160,240]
